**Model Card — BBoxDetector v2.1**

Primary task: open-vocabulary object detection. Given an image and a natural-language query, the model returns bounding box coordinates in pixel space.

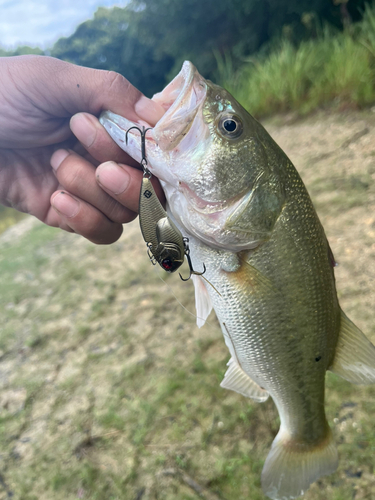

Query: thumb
[79,67,165,126]
[17,55,165,126]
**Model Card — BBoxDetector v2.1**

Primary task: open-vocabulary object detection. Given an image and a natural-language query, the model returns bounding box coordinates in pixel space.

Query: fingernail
[51,191,80,218]
[70,113,97,148]
[96,161,130,195]
[51,149,69,171]
[135,96,165,126]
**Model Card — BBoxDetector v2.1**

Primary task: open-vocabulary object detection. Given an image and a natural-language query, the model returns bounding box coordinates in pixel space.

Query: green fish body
[100,62,375,499]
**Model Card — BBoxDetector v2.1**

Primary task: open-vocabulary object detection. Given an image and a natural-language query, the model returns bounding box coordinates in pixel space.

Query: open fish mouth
[99,61,207,166]
[151,61,207,151]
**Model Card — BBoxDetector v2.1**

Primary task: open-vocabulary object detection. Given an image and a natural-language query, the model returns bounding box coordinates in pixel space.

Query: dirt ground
[1,110,375,500]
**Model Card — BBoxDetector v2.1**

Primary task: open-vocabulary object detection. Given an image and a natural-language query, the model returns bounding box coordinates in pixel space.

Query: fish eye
[218,114,243,139]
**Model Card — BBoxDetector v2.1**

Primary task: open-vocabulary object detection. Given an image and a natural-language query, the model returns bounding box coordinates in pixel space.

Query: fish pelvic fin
[329,309,375,384]
[191,274,213,328]
[220,357,269,402]
[261,424,338,500]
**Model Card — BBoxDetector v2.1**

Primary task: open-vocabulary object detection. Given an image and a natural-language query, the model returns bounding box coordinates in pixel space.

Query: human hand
[0,55,165,243]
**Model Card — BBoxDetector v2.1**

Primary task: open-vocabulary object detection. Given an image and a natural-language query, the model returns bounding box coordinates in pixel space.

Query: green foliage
[223,3,375,117]
[0,46,44,57]
[357,1,375,56]
[0,206,26,235]
[48,0,370,97]
[310,34,374,108]
[51,7,174,96]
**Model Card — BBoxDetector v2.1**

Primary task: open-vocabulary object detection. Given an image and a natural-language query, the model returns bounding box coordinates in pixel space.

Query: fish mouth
[151,61,207,151]
[99,61,207,167]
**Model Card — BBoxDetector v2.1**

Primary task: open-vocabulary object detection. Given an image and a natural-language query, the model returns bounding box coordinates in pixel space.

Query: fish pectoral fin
[329,309,375,384]
[220,357,269,402]
[191,274,213,328]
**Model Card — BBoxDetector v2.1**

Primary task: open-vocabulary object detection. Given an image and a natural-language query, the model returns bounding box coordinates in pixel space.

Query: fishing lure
[126,126,206,281]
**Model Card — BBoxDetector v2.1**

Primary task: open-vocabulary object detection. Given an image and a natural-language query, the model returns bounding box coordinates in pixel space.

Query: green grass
[0,206,26,235]
[218,3,375,117]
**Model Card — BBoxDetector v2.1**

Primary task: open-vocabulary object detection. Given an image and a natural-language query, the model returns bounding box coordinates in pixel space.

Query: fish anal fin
[329,310,375,385]
[262,425,338,499]
[191,274,212,328]
[220,357,269,402]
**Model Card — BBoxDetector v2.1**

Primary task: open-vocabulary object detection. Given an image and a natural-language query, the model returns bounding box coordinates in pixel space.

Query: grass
[0,206,26,235]
[218,3,375,117]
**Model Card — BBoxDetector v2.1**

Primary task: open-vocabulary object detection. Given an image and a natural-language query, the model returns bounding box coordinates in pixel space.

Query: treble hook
[125,125,152,169]
[127,126,207,282]
[179,238,206,281]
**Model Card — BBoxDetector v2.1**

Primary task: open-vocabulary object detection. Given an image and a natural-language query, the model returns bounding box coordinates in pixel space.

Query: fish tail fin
[329,310,375,384]
[261,424,338,500]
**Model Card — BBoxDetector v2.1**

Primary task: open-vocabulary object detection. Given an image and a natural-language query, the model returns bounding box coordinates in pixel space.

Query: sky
[0,0,129,49]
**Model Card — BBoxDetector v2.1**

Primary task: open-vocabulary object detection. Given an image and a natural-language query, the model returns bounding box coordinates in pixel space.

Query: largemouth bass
[99,62,375,500]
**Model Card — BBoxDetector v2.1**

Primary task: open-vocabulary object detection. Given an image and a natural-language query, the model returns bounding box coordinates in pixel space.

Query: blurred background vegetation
[1,0,375,118]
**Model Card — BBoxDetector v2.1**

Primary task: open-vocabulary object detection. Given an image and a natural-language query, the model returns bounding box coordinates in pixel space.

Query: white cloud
[0,0,128,49]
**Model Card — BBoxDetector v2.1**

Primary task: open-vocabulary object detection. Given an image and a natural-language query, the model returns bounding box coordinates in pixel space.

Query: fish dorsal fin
[191,274,212,328]
[221,357,269,402]
[329,309,375,384]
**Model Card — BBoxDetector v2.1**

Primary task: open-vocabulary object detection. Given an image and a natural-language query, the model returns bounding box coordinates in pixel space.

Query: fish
[99,62,375,500]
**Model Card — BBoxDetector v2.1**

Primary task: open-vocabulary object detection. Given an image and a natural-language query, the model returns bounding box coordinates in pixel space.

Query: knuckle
[88,221,123,245]
[57,155,84,188]
[104,71,131,94]
[116,210,137,224]
[81,212,106,241]
[104,199,135,224]
[124,212,138,224]
[86,210,104,233]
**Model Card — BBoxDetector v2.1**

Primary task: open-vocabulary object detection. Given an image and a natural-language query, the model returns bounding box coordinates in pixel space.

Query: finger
[96,161,166,213]
[50,149,137,224]
[6,56,165,148]
[26,56,165,124]
[49,190,127,245]
[70,112,140,167]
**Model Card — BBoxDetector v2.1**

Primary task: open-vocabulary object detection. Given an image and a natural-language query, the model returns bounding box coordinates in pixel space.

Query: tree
[51,7,174,96]
[50,0,369,96]
[0,46,43,57]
